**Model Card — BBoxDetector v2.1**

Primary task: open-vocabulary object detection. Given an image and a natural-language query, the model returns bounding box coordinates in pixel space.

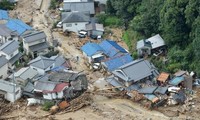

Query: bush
[49,0,58,9]
[0,0,15,10]
[42,101,55,111]
[95,14,122,27]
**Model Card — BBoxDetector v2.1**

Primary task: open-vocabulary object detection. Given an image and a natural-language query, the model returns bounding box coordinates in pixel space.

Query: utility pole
[12,70,16,103]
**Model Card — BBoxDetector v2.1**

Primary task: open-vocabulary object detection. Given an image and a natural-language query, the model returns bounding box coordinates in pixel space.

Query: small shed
[169,77,185,86]
[157,72,170,84]
[86,22,104,37]
[136,39,151,57]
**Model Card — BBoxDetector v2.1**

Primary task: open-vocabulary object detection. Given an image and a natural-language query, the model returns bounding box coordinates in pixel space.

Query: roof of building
[22,31,46,43]
[50,55,66,68]
[34,81,57,92]
[112,59,159,82]
[144,94,159,103]
[53,83,69,92]
[9,52,22,64]
[157,72,170,82]
[28,56,55,69]
[0,56,8,68]
[62,11,90,23]
[63,2,95,14]
[6,19,32,35]
[0,10,9,20]
[106,75,124,91]
[174,70,187,77]
[99,40,127,57]
[64,0,90,2]
[86,23,104,31]
[169,76,185,86]
[103,54,133,71]
[138,86,158,94]
[29,42,49,52]
[0,79,18,93]
[81,42,104,56]
[0,24,17,37]
[0,40,19,55]
[147,34,165,49]
[154,86,169,95]
[14,67,38,80]
[48,71,81,82]
[136,39,151,49]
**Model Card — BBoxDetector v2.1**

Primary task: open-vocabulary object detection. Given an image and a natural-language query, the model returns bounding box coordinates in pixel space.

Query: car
[78,31,87,38]
[56,22,62,28]
[90,35,97,39]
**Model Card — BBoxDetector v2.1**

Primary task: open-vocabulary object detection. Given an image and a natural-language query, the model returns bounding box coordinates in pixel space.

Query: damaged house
[136,34,166,57]
[0,56,9,79]
[28,55,67,75]
[110,59,159,87]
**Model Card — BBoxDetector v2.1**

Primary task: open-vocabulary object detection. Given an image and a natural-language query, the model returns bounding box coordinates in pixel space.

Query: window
[66,24,72,27]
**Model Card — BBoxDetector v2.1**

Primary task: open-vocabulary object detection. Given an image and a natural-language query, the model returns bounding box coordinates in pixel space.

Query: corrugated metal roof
[0,40,19,55]
[136,39,151,49]
[99,40,127,57]
[23,31,46,43]
[62,11,90,23]
[81,42,104,56]
[28,56,55,69]
[29,42,49,52]
[6,19,32,35]
[112,59,159,82]
[147,34,165,49]
[103,54,133,71]
[154,86,169,94]
[0,10,9,20]
[0,55,8,67]
[157,72,170,82]
[63,2,95,14]
[169,76,185,86]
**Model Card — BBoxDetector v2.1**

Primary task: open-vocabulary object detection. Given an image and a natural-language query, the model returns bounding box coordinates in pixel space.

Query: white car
[56,22,62,28]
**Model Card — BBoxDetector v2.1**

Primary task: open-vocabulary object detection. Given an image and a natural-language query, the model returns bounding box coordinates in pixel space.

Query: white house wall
[0,63,8,79]
[63,22,89,33]
[0,49,19,60]
[5,87,22,102]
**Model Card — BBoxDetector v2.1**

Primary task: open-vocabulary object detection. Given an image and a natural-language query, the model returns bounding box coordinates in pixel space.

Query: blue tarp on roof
[169,76,184,86]
[6,19,32,35]
[104,54,133,71]
[0,10,9,20]
[99,40,127,57]
[81,42,104,57]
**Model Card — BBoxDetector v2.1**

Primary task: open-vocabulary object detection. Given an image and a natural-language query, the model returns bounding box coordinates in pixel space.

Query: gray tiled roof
[63,2,95,14]
[0,40,19,55]
[34,81,57,91]
[28,56,55,69]
[50,55,66,67]
[62,11,90,23]
[112,59,159,82]
[14,67,38,80]
[23,31,46,43]
[0,24,17,37]
[0,55,8,67]
[9,52,22,64]
[29,42,49,52]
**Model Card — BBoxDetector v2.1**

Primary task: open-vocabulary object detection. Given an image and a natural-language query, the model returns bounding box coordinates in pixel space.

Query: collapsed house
[136,34,166,57]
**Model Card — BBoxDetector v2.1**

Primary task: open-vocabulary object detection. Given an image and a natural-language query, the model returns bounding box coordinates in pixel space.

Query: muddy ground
[1,0,200,120]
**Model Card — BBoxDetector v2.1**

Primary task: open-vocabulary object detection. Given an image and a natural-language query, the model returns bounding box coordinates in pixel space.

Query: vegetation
[105,0,200,75]
[42,101,55,111]
[0,0,15,10]
[95,14,122,27]
[49,0,58,9]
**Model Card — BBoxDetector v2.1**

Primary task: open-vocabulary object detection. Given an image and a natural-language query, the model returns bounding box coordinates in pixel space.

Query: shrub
[0,0,15,10]
[42,101,55,111]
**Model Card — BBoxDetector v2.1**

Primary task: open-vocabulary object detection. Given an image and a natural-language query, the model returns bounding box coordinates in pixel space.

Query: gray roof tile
[0,40,19,55]
[23,31,46,43]
[112,59,159,82]
[0,55,8,67]
[62,11,90,23]
[28,56,55,69]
